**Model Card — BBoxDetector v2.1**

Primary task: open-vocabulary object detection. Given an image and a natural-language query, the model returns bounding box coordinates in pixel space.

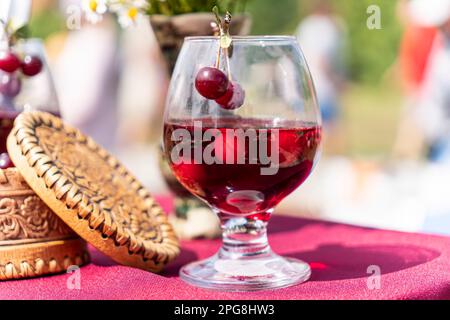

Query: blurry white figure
[410,0,450,162]
[55,0,169,193]
[296,1,346,127]
[117,16,169,144]
[114,17,170,194]
[54,21,119,150]
[55,1,120,151]
[409,0,450,233]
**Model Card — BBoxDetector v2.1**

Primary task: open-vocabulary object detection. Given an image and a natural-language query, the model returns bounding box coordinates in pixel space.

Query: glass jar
[0,38,60,168]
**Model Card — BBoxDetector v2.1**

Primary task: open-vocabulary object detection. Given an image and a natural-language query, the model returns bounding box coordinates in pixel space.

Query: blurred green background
[249,0,402,84]
[247,0,403,158]
[30,0,403,85]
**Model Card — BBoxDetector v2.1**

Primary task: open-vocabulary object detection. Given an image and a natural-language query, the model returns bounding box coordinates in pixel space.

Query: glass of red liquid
[163,36,322,291]
[0,38,60,169]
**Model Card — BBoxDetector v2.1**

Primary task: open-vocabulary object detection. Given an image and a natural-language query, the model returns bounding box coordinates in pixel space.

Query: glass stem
[218,212,272,260]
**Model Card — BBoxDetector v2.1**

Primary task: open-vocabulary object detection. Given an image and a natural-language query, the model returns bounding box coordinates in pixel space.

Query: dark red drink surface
[164,118,321,219]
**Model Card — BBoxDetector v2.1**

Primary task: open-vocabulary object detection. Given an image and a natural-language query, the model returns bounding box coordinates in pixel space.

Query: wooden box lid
[7,111,179,273]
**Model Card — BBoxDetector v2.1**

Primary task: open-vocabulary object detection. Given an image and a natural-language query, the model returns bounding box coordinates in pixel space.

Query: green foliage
[332,0,402,83]
[12,25,30,40]
[7,25,31,46]
[146,0,248,15]
[28,8,65,40]
[246,0,299,35]
[245,0,403,84]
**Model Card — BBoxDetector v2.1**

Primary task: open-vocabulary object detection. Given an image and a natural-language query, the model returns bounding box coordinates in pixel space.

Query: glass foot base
[179,251,311,291]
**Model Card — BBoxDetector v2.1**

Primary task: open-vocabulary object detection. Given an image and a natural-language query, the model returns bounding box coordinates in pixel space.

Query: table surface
[1,196,449,300]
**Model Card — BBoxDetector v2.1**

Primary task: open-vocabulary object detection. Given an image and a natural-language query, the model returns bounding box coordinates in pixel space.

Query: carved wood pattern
[8,112,179,272]
[0,168,89,281]
[0,238,89,280]
[0,168,75,242]
[35,126,163,242]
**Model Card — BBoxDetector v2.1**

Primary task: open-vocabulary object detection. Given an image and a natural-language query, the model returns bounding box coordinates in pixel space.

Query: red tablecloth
[1,196,449,300]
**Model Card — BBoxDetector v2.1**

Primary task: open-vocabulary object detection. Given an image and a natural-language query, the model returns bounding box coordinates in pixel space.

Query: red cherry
[215,81,245,110]
[0,52,21,73]
[0,73,22,97]
[21,55,43,76]
[195,67,229,99]
[0,153,14,169]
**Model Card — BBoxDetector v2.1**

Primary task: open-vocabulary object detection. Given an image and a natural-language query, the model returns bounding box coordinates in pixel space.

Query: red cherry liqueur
[164,118,321,219]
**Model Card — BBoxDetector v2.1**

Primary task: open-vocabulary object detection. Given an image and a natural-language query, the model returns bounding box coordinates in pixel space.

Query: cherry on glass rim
[0,51,21,73]
[0,73,22,97]
[0,153,13,169]
[21,55,43,76]
[195,67,229,99]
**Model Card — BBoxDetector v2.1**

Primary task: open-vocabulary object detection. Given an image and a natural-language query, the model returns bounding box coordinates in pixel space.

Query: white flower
[107,0,148,27]
[82,0,108,24]
[118,7,141,27]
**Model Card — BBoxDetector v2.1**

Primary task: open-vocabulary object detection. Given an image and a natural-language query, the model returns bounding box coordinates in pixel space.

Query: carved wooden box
[0,168,89,280]
[1,111,179,280]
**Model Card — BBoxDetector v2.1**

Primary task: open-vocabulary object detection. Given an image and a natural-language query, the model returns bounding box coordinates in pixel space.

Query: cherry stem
[225,48,232,80]
[212,7,233,79]
[215,45,221,69]
[223,11,232,80]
